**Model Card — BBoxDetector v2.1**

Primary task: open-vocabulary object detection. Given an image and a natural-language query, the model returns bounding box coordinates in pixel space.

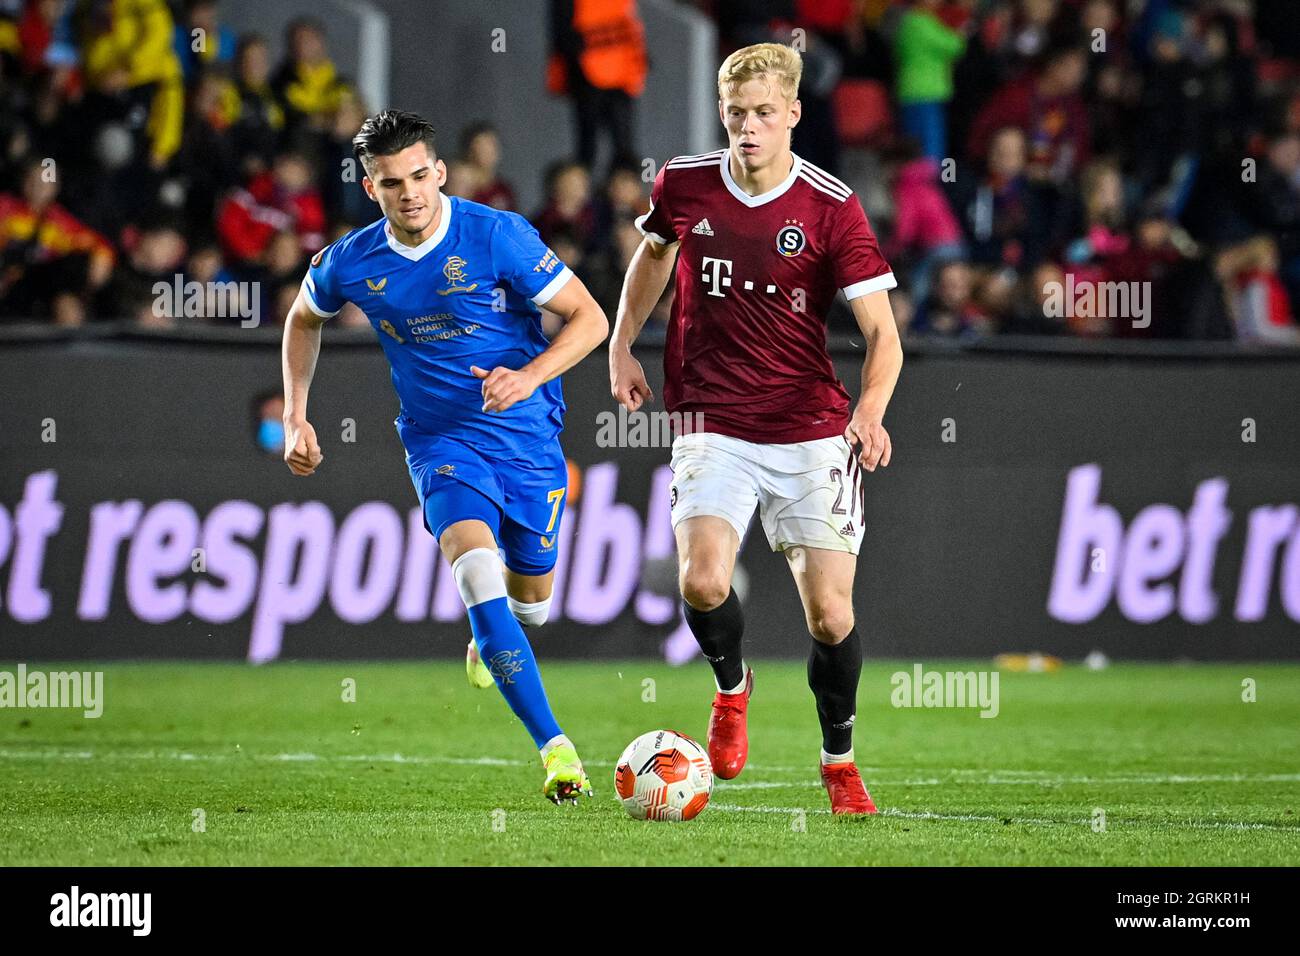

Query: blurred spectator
[252,228,307,323]
[949,0,1016,161]
[1104,210,1203,339]
[174,71,241,244]
[251,390,285,455]
[893,0,968,161]
[548,0,646,178]
[272,17,351,138]
[1217,235,1299,345]
[98,219,187,325]
[75,0,185,169]
[460,122,517,210]
[228,33,284,177]
[885,140,965,304]
[1067,157,1127,250]
[1010,0,1058,62]
[911,259,987,337]
[1132,6,1204,192]
[443,160,482,201]
[590,162,647,250]
[582,212,642,317]
[968,40,1091,185]
[15,0,71,77]
[319,88,370,227]
[533,160,596,250]
[949,125,1048,269]
[1239,132,1300,307]
[216,149,325,268]
[0,157,115,324]
[1002,259,1069,335]
[173,0,237,85]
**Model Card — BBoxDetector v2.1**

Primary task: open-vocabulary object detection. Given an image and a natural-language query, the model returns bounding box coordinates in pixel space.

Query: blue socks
[468,597,563,747]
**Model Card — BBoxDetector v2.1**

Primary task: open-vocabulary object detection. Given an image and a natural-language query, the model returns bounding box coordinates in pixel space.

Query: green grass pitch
[2,660,1297,866]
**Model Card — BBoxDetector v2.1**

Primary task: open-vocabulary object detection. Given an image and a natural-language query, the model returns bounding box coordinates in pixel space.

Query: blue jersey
[300,193,573,455]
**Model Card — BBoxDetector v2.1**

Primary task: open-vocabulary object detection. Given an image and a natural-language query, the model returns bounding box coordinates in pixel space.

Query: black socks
[808,627,862,756]
[683,588,745,691]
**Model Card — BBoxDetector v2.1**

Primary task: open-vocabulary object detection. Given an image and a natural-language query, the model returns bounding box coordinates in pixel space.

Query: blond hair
[717,43,802,103]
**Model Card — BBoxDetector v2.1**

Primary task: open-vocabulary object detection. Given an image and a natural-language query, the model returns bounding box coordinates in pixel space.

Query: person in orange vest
[548,0,647,177]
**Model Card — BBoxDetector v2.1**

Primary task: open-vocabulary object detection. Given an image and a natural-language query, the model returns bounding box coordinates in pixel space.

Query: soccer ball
[614,729,714,821]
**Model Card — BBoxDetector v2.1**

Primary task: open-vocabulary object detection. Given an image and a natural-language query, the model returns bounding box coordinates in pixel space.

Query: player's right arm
[610,161,680,412]
[281,288,326,476]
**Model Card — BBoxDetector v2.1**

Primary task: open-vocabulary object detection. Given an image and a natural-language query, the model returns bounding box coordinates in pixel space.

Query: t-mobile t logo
[701,257,733,298]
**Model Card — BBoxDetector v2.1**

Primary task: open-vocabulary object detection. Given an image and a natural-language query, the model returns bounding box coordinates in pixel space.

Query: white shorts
[668,432,866,555]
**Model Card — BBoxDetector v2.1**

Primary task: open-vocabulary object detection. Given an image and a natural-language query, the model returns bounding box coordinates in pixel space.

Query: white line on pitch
[707,803,1300,833]
[2,749,1298,789]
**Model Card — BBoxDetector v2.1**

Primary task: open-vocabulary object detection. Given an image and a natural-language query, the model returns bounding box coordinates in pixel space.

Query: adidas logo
[691,218,715,236]
[838,522,856,538]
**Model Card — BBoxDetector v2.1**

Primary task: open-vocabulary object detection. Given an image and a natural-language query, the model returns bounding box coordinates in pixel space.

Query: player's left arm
[473,273,609,413]
[833,194,903,472]
[845,289,903,473]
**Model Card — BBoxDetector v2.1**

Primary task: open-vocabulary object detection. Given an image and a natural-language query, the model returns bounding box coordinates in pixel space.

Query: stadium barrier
[1,327,1298,661]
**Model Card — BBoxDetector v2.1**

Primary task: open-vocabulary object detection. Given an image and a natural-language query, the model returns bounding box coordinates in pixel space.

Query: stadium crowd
[1,0,1298,343]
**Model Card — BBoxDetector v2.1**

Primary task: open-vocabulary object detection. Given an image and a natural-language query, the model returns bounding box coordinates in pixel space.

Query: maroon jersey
[636,149,895,443]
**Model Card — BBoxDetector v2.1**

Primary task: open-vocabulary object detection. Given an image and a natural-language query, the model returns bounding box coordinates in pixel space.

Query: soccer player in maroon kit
[609,43,903,814]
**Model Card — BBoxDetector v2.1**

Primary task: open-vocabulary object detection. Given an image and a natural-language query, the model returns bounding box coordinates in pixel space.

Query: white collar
[720,150,802,207]
[384,192,452,261]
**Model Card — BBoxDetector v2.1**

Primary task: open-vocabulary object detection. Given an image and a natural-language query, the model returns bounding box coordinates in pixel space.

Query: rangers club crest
[776,219,806,257]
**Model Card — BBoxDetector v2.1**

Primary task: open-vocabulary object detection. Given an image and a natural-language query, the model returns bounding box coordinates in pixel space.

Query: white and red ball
[614,729,714,821]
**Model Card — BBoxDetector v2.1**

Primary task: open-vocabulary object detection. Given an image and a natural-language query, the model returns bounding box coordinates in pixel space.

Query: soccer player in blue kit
[280,110,608,804]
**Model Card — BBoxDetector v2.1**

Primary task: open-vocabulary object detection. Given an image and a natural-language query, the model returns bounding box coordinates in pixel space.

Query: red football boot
[707,668,753,780]
[821,762,879,815]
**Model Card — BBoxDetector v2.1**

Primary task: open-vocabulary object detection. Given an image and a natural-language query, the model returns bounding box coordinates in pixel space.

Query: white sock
[540,733,571,759]
[716,662,749,695]
[821,747,853,766]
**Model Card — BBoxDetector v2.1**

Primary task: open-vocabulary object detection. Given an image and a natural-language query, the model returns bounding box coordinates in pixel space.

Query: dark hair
[353,109,439,175]
[286,16,326,43]
[459,121,498,157]
[542,158,588,194]
[1040,37,1087,71]
[236,33,268,59]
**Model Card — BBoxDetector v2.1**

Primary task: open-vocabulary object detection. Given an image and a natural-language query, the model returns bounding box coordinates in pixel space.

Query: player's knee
[451,548,507,607]
[807,606,854,644]
[680,570,730,612]
[508,595,551,627]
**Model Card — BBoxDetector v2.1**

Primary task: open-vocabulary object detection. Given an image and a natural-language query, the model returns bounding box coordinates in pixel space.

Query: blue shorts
[398,420,568,576]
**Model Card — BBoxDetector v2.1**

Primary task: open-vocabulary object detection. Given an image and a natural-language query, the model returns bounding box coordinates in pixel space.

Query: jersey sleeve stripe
[634,207,672,244]
[843,273,898,300]
[531,264,574,307]
[798,172,851,202]
[300,276,341,318]
[667,149,726,166]
[800,160,853,196]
